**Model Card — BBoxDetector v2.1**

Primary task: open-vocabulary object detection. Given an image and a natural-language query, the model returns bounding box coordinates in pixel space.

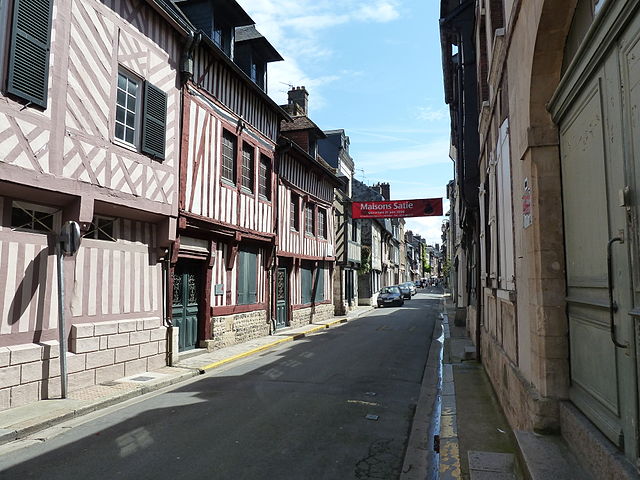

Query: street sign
[59,221,81,256]
[352,198,443,219]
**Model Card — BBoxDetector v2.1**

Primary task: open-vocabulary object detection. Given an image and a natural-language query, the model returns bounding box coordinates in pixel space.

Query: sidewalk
[438,294,521,480]
[0,306,374,446]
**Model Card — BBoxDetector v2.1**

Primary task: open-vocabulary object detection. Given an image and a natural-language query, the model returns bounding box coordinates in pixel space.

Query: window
[258,155,271,200]
[222,130,237,183]
[84,216,116,241]
[317,208,327,239]
[305,203,315,235]
[237,249,257,305]
[11,201,59,233]
[6,0,53,108]
[212,18,232,57]
[114,69,167,159]
[241,143,254,192]
[115,73,140,147]
[351,219,358,242]
[290,193,299,231]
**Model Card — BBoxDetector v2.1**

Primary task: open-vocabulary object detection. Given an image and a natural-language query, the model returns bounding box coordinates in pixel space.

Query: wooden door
[172,261,201,351]
[560,45,637,457]
[275,267,288,329]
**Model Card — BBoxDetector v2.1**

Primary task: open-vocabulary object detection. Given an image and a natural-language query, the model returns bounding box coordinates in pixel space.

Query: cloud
[236,1,401,106]
[416,106,449,122]
[356,1,401,22]
[405,216,448,246]
[356,138,452,173]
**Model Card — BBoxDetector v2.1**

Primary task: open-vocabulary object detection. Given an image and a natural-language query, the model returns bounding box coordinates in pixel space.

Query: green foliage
[359,245,372,275]
[420,244,430,272]
[442,258,452,278]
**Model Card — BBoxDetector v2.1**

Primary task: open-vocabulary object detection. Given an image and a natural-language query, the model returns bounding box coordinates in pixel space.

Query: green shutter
[238,251,247,305]
[141,81,167,159]
[302,267,312,304]
[248,251,257,304]
[237,250,257,305]
[7,0,53,108]
[314,266,324,302]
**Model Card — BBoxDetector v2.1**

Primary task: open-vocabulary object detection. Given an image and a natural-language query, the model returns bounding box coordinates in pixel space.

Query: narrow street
[0,291,443,480]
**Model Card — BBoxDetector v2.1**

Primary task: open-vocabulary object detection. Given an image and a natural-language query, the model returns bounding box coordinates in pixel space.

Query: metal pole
[56,243,68,399]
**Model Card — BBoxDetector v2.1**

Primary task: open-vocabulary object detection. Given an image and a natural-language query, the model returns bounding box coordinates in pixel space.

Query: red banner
[352,198,443,219]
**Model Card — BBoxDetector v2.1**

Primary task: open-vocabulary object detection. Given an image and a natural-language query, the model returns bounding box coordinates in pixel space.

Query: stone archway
[523,0,577,418]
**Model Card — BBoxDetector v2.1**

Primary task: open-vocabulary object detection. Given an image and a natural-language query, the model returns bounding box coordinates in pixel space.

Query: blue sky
[237,0,452,246]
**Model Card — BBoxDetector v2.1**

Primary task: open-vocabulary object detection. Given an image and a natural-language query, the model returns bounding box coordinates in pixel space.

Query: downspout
[475,210,482,361]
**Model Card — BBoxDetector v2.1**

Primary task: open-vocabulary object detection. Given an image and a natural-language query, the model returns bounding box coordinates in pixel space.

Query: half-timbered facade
[318,129,361,315]
[174,0,287,351]
[0,0,190,407]
[275,88,340,329]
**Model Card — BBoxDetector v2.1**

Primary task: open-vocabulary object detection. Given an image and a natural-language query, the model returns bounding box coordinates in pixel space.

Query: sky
[236,0,453,246]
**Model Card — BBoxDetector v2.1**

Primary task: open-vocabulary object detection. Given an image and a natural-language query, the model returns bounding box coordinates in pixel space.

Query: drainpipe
[475,209,481,361]
[163,245,174,366]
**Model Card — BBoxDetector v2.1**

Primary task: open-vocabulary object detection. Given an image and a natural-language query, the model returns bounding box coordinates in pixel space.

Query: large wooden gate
[554,7,640,460]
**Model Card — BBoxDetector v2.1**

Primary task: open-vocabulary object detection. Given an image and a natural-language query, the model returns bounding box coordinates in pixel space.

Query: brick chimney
[288,86,308,115]
[373,182,391,200]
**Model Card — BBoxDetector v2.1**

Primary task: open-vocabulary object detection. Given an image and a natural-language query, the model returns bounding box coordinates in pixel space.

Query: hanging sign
[352,198,443,219]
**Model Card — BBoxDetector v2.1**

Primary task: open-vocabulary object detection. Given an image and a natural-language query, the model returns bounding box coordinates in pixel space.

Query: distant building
[318,129,361,315]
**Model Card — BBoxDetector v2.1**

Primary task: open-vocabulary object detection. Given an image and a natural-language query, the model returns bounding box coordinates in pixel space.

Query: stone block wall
[290,303,334,328]
[0,317,167,410]
[211,309,269,350]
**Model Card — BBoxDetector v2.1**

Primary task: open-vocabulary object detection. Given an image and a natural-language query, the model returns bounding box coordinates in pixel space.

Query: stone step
[468,451,518,480]
[463,345,477,360]
[514,430,593,480]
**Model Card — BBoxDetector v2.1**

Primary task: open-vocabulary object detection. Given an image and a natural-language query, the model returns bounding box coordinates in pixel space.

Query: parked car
[398,283,412,299]
[377,286,404,307]
[414,281,421,288]
[401,281,417,296]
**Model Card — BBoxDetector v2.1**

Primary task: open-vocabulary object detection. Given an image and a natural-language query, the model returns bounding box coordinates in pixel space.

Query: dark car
[377,286,404,307]
[398,283,412,299]
[402,281,417,296]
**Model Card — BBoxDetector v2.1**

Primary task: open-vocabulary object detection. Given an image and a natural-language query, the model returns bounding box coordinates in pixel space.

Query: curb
[400,311,444,480]
[0,368,201,446]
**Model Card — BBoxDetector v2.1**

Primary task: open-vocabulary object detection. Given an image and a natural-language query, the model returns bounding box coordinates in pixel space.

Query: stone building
[318,129,361,315]
[441,0,640,476]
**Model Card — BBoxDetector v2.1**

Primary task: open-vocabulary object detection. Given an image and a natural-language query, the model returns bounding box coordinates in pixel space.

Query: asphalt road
[0,289,442,480]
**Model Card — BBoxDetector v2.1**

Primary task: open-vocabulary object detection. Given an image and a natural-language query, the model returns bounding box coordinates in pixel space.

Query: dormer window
[213,17,233,57]
[234,25,282,93]
[309,136,317,158]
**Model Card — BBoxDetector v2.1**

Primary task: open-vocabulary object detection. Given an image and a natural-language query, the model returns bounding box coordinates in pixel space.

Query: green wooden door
[275,268,288,329]
[172,262,201,352]
[558,40,638,458]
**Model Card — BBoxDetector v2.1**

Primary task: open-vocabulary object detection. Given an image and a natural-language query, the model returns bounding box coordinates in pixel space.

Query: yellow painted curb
[198,317,348,372]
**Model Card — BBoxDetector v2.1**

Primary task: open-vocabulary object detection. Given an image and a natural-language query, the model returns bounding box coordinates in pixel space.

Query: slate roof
[280,115,326,137]
[235,25,283,62]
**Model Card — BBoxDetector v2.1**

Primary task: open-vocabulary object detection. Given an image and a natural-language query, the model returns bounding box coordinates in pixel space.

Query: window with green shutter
[7,0,53,108]
[237,249,257,305]
[114,68,167,160]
